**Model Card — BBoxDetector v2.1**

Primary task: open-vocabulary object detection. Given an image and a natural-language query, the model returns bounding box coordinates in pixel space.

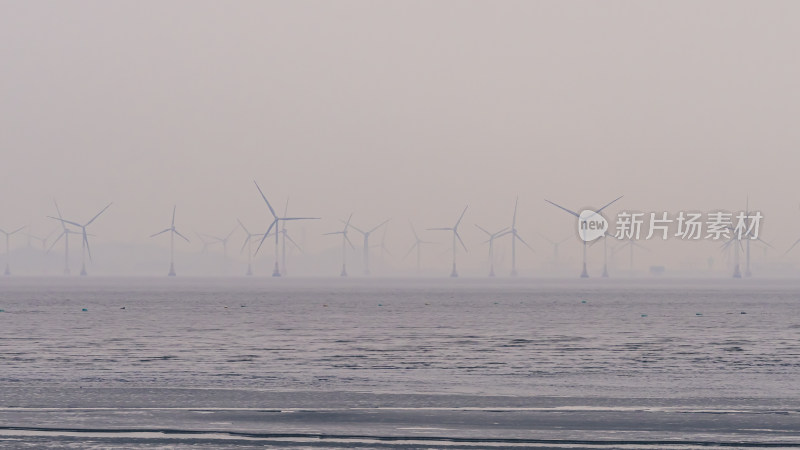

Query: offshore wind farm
[3,1,800,448]
[0,186,797,278]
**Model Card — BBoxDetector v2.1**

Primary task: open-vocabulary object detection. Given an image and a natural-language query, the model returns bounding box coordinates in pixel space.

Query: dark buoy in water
[696,313,702,316]
[120,307,126,310]
[641,314,647,317]
[81,308,88,312]
[581,300,587,304]
[741,311,747,314]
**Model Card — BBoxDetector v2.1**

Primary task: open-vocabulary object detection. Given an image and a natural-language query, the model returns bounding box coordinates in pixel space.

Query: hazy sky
[2,1,799,273]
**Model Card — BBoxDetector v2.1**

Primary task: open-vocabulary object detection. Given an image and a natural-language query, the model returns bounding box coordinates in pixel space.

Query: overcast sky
[2,1,799,274]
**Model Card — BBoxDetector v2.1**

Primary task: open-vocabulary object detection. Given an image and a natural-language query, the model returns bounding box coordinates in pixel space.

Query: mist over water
[3,1,800,447]
[2,1,800,277]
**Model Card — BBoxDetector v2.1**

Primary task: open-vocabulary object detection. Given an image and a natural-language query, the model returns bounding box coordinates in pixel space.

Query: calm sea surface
[1,277,799,447]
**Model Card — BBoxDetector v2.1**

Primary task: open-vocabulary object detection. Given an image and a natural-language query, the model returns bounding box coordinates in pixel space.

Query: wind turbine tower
[49,203,112,276]
[350,218,390,275]
[475,224,508,277]
[428,206,468,277]
[253,182,320,277]
[0,226,24,276]
[324,214,355,277]
[150,205,190,276]
[545,196,623,278]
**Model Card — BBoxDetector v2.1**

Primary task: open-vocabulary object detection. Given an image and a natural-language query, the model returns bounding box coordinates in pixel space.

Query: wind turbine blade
[631,241,650,252]
[344,221,365,234]
[240,235,251,254]
[174,229,191,243]
[323,231,344,236]
[784,238,800,256]
[755,236,773,248]
[171,205,176,227]
[254,229,271,254]
[515,231,535,252]
[10,226,25,235]
[265,220,277,239]
[596,195,624,214]
[496,230,513,239]
[345,233,356,250]
[345,213,353,229]
[86,202,113,226]
[409,221,419,240]
[402,243,417,261]
[53,199,67,230]
[545,199,580,218]
[285,233,303,253]
[455,231,467,252]
[48,232,65,253]
[369,218,390,234]
[512,196,519,227]
[427,227,452,231]
[283,217,321,221]
[454,206,468,229]
[492,227,510,238]
[475,224,491,236]
[225,226,236,240]
[237,218,250,235]
[83,231,92,262]
[537,231,555,244]
[746,195,749,216]
[253,180,278,218]
[283,197,290,217]
[150,228,171,238]
[47,216,82,228]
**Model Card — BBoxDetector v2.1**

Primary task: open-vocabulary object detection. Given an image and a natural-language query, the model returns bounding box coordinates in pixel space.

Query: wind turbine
[237,219,266,276]
[613,238,649,275]
[206,226,237,258]
[475,224,509,277]
[48,200,83,275]
[738,197,771,277]
[349,218,390,275]
[507,197,534,276]
[545,196,623,278]
[150,205,190,276]
[324,213,355,277]
[0,226,25,276]
[428,206,468,277]
[195,231,220,254]
[27,228,56,253]
[278,199,307,276]
[538,232,572,269]
[404,221,435,273]
[47,203,112,276]
[253,181,320,277]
